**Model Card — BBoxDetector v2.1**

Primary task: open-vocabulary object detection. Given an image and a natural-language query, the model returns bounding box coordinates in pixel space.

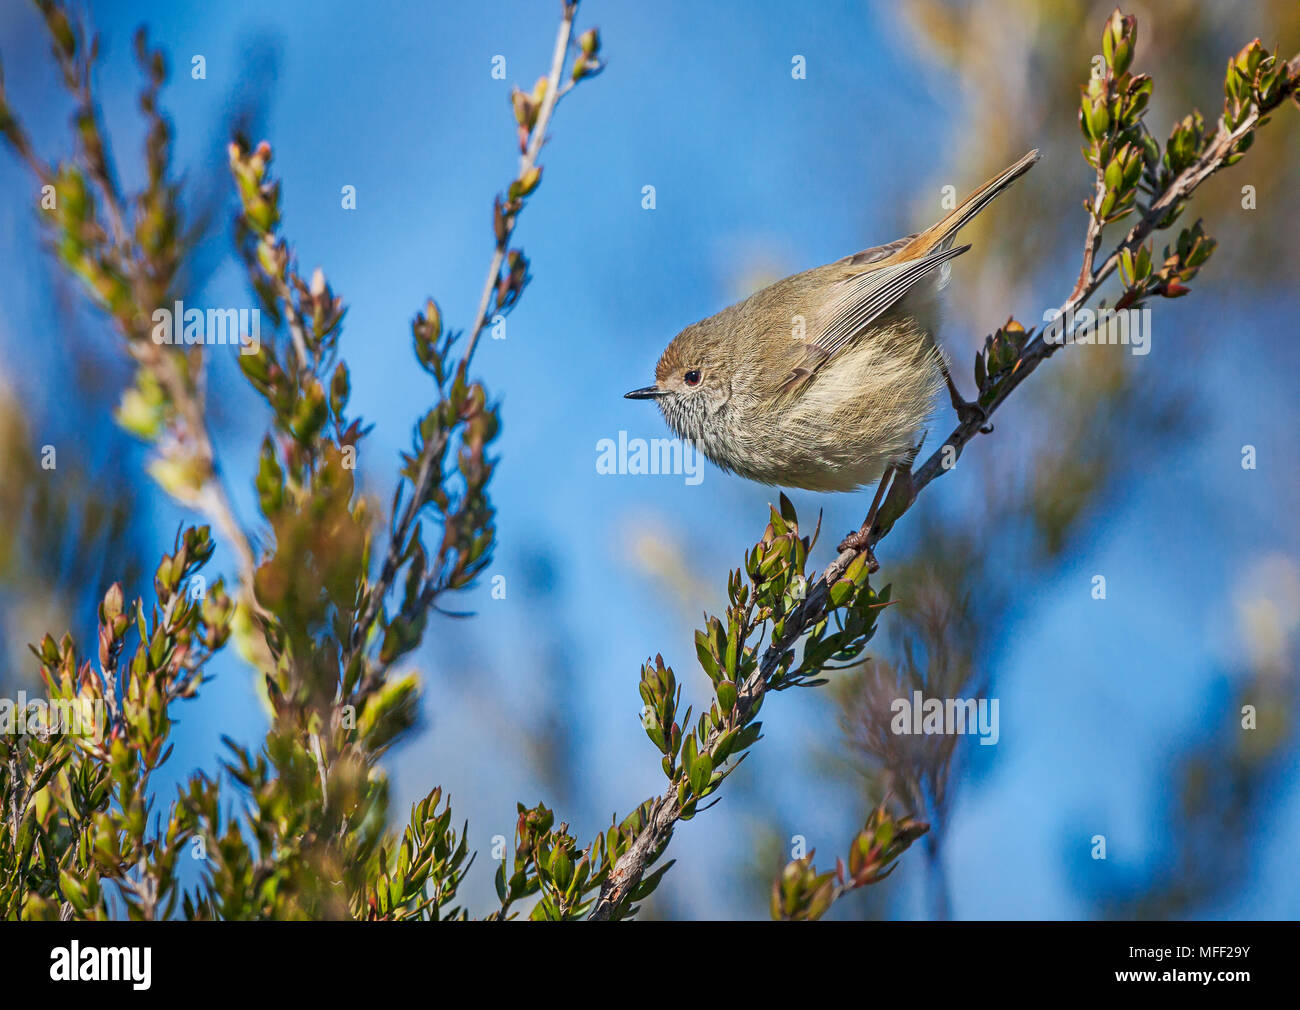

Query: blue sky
[1,0,1296,919]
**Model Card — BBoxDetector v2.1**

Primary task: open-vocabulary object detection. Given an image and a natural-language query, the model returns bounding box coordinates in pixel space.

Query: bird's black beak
[624,385,668,400]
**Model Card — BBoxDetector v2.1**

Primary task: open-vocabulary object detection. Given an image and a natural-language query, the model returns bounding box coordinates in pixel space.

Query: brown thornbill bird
[626,149,1040,563]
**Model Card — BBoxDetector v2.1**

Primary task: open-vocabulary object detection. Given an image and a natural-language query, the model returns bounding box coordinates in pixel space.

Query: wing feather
[778,243,970,393]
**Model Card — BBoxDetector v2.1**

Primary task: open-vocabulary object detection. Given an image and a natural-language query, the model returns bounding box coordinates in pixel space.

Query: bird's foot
[837,526,879,573]
[941,362,993,433]
[954,395,993,434]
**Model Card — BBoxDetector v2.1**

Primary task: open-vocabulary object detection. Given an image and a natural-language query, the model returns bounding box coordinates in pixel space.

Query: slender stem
[22,15,265,608]
[145,344,262,604]
[462,2,576,371]
[352,2,579,657]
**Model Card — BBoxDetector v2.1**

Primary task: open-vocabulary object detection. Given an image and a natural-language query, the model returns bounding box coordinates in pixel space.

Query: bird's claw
[955,396,994,434]
[837,528,880,573]
[941,363,994,434]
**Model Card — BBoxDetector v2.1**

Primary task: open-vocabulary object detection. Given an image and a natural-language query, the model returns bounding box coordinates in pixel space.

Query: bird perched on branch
[626,149,1040,561]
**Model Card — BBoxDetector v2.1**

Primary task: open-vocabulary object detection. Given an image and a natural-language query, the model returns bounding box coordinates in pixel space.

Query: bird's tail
[899,149,1040,259]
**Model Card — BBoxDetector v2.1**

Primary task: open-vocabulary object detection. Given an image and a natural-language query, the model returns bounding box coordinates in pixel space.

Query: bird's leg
[838,464,895,571]
[940,359,993,433]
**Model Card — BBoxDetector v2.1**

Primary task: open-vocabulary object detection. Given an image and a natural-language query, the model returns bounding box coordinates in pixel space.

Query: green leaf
[778,492,797,528]
[688,753,714,796]
[694,630,720,683]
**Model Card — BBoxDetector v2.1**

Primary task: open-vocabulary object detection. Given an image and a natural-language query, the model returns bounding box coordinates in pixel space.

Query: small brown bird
[626,150,1039,552]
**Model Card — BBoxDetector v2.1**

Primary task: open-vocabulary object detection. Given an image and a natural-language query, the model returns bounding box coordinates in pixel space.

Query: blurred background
[1,0,1297,919]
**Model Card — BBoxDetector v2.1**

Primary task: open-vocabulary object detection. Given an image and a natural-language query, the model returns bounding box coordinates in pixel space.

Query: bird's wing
[845,234,915,266]
[778,242,970,394]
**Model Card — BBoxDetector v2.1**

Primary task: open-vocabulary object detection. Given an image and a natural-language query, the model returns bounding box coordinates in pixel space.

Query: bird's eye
[684,369,702,387]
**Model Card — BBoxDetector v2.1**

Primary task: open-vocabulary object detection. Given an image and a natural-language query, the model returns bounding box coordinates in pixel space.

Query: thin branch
[462,1,576,371]
[140,342,263,604]
[351,1,579,655]
[2,10,264,608]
